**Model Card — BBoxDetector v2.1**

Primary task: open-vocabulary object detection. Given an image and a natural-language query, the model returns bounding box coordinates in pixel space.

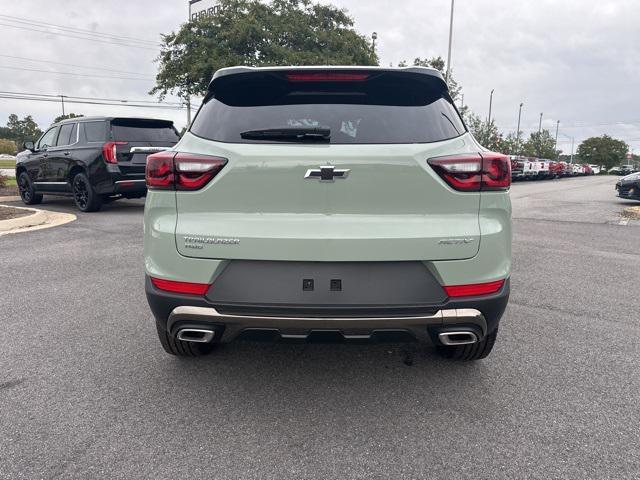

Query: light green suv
[144,66,511,360]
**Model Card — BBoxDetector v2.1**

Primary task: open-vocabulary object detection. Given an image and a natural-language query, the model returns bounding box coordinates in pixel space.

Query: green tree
[54,113,84,124]
[151,0,378,100]
[6,114,43,147]
[467,114,504,151]
[522,130,558,159]
[576,135,628,169]
[500,131,522,155]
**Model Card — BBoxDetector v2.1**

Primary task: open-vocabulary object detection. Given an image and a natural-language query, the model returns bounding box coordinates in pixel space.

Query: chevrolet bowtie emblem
[304,165,351,182]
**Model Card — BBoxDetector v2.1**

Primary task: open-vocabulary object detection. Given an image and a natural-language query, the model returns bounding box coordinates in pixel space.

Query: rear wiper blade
[240,128,330,142]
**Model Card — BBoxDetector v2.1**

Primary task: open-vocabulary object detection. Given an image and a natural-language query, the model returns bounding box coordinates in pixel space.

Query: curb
[0,205,76,236]
[0,196,21,202]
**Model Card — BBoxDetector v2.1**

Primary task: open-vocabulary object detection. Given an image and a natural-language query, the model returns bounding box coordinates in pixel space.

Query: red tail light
[146,152,227,191]
[286,71,370,82]
[428,152,511,191]
[150,277,210,295]
[102,141,128,164]
[443,280,505,297]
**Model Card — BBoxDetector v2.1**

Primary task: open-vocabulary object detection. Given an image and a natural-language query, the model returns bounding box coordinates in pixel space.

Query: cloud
[0,0,637,152]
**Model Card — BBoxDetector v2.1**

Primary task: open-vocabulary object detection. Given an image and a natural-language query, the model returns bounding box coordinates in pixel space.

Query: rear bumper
[146,276,509,344]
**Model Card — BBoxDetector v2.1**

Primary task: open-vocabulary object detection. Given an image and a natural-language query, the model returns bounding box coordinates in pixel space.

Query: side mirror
[23,141,35,152]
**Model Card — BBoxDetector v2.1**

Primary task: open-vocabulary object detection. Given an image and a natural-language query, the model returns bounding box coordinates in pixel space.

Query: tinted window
[191,72,465,144]
[56,123,76,146]
[84,122,106,142]
[37,127,58,150]
[111,124,179,142]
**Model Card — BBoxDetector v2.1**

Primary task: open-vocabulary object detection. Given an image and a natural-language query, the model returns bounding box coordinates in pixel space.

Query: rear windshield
[111,121,179,142]
[190,72,466,144]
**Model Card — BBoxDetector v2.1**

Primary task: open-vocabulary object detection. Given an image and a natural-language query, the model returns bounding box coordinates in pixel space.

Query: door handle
[43,154,49,158]
[64,152,70,156]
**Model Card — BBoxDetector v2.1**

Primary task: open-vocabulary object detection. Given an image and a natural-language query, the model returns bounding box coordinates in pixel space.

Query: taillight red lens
[481,153,511,190]
[102,141,128,164]
[150,277,210,295]
[443,280,505,297]
[146,151,176,189]
[428,152,511,191]
[145,152,227,190]
[174,153,227,191]
[286,71,370,82]
[427,154,483,191]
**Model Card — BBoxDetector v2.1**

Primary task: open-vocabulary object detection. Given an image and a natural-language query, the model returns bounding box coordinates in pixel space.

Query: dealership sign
[189,0,221,21]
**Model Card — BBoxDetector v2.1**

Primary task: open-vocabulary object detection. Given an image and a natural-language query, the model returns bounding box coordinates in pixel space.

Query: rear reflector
[150,277,210,296]
[286,71,370,82]
[102,141,128,164]
[428,152,511,191]
[443,280,505,298]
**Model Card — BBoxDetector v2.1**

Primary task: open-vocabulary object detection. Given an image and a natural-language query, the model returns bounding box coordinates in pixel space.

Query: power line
[0,23,159,51]
[0,65,153,81]
[0,91,199,110]
[0,14,160,46]
[0,54,154,78]
[0,90,184,107]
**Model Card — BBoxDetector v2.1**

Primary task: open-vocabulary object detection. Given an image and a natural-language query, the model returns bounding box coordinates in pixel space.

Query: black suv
[15,117,180,212]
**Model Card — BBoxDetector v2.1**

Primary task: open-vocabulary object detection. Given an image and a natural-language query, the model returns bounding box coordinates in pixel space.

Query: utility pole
[186,97,191,126]
[60,95,65,117]
[516,102,523,155]
[372,32,378,54]
[488,89,495,124]
[460,93,464,109]
[445,0,455,85]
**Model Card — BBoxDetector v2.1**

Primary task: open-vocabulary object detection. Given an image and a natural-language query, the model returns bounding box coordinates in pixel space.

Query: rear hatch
[174,68,482,262]
[110,118,179,175]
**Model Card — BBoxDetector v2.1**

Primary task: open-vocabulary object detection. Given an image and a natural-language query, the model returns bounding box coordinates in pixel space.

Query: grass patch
[0,159,16,168]
[6,178,17,187]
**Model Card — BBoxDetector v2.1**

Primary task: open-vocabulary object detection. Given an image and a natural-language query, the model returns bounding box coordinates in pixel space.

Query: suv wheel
[437,328,498,361]
[17,172,43,205]
[155,323,215,357]
[72,172,102,212]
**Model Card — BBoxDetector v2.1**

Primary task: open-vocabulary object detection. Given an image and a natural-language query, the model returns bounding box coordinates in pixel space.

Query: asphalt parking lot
[1,175,639,479]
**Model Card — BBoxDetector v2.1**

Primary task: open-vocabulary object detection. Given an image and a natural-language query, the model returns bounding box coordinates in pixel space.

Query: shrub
[0,138,17,155]
[0,173,7,187]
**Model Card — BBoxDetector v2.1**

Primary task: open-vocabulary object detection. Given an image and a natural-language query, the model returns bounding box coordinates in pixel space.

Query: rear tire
[17,172,43,205]
[436,328,498,361]
[72,172,102,212]
[155,323,215,357]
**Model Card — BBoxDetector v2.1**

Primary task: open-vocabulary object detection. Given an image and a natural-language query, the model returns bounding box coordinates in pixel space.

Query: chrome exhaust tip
[176,328,215,343]
[438,331,478,346]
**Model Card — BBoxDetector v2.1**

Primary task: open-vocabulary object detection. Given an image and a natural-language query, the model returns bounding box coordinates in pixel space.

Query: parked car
[620,164,635,176]
[573,164,583,175]
[523,159,538,179]
[15,117,180,211]
[144,66,511,361]
[582,164,593,175]
[616,172,640,201]
[548,161,563,178]
[510,156,525,181]
[589,165,602,175]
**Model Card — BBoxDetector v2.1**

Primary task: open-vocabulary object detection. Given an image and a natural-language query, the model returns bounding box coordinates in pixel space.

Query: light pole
[538,112,543,135]
[445,0,455,85]
[554,120,560,158]
[516,102,524,155]
[488,89,495,124]
[60,95,65,117]
[371,32,378,54]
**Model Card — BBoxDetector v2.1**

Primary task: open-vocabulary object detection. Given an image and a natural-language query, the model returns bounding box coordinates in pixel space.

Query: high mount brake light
[428,152,511,192]
[285,71,370,82]
[150,277,210,296]
[102,141,128,164]
[443,280,505,298]
[145,152,228,191]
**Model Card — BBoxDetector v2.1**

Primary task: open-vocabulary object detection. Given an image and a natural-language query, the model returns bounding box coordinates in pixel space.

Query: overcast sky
[1,0,638,154]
